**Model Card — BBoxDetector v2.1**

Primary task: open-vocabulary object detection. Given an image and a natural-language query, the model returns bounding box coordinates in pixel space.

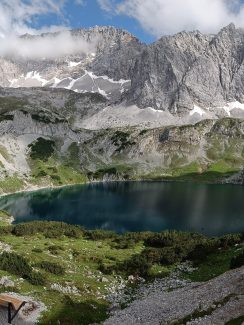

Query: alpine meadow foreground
[0,211,243,324]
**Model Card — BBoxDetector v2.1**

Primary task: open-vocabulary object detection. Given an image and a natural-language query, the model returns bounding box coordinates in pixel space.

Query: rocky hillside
[104,266,244,325]
[0,89,244,194]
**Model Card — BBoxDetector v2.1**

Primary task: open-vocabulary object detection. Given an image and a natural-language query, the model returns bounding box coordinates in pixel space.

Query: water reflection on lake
[0,181,243,236]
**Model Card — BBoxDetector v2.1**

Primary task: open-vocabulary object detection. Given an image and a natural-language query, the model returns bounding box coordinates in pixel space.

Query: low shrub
[120,255,152,277]
[38,261,65,275]
[48,245,64,255]
[32,248,43,253]
[85,230,117,241]
[110,238,137,249]
[26,271,47,285]
[230,251,244,269]
[28,137,55,161]
[187,240,221,265]
[0,252,47,285]
[219,234,243,249]
[144,231,204,248]
[12,221,83,238]
[0,252,32,276]
[0,226,12,235]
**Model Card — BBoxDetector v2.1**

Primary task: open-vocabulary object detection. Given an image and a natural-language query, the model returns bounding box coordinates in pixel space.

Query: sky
[1,0,244,44]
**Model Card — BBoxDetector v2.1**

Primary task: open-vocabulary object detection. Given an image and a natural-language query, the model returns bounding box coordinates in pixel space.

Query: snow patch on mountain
[222,101,244,117]
[68,61,82,68]
[9,70,130,101]
[190,105,206,117]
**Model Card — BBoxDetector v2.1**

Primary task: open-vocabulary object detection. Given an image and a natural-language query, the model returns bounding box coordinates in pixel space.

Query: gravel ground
[104,266,244,325]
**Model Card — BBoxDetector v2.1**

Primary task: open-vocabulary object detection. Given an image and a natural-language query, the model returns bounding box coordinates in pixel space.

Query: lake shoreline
[0,174,242,199]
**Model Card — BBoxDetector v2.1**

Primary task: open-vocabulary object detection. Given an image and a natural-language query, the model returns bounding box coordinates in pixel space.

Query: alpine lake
[0,181,243,236]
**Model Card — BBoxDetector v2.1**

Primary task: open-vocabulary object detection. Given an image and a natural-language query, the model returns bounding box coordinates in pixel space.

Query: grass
[142,162,238,184]
[0,175,25,194]
[0,223,144,324]
[29,158,87,187]
[0,210,13,226]
[0,145,12,163]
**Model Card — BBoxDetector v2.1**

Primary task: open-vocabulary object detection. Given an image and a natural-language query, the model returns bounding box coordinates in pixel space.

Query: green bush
[32,248,43,253]
[187,241,220,265]
[0,252,32,276]
[144,231,204,248]
[120,255,152,277]
[48,245,64,255]
[0,226,12,235]
[110,238,137,249]
[38,261,65,275]
[44,228,63,238]
[27,271,46,285]
[0,252,47,285]
[230,251,244,269]
[28,137,55,161]
[219,234,243,249]
[85,230,117,241]
[12,221,83,238]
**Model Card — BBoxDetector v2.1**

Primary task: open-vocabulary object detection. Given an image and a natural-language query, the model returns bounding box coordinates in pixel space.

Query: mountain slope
[0,89,244,194]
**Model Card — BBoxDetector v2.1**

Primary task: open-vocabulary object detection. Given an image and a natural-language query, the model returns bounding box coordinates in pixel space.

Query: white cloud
[98,0,244,36]
[97,0,116,12]
[0,0,67,37]
[0,0,96,59]
[0,31,97,59]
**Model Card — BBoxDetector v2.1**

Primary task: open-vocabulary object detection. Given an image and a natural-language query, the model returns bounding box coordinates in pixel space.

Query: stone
[0,276,15,287]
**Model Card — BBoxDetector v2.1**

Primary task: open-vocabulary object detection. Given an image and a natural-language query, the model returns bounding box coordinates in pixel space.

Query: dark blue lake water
[0,182,243,236]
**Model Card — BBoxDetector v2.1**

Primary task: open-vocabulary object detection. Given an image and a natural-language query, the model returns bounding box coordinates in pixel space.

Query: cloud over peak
[98,0,244,37]
[0,1,95,60]
[1,31,96,59]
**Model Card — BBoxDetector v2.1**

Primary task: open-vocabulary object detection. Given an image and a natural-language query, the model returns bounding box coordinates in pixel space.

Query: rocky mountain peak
[1,24,244,121]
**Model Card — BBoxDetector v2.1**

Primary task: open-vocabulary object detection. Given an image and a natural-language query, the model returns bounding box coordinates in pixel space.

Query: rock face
[127,23,244,114]
[0,89,244,192]
[0,26,142,104]
[1,24,244,117]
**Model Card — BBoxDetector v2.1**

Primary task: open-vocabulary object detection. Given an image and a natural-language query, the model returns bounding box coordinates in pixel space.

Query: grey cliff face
[127,24,244,113]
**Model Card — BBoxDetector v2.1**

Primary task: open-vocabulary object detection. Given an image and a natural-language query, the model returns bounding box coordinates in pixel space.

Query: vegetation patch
[111,131,136,152]
[37,261,65,275]
[0,220,242,324]
[0,175,24,194]
[89,165,133,180]
[29,158,87,186]
[28,137,55,161]
[31,113,65,124]
[230,250,244,269]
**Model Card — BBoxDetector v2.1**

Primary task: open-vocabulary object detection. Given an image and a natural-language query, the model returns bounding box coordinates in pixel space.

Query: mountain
[1,24,244,194]
[0,26,142,104]
[1,23,244,126]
